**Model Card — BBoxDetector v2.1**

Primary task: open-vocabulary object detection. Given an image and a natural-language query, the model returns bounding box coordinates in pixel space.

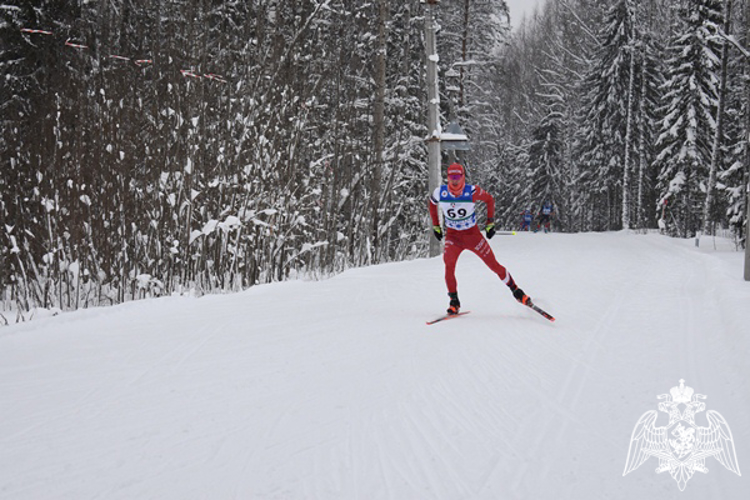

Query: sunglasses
[448,174,463,180]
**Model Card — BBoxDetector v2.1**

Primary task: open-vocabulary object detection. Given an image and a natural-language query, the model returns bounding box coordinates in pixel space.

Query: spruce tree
[655,0,724,236]
[576,0,635,230]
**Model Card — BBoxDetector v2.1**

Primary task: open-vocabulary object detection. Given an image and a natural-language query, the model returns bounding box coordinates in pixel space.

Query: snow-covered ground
[1,232,748,499]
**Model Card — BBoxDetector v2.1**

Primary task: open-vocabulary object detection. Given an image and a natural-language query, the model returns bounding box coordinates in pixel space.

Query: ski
[525,301,555,322]
[426,311,471,325]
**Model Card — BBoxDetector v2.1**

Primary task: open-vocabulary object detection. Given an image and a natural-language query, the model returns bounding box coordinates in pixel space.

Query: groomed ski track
[1,232,748,499]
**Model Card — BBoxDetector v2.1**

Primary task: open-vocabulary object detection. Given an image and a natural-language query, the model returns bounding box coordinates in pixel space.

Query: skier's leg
[443,239,464,294]
[469,233,530,303]
[466,232,510,283]
[540,215,550,232]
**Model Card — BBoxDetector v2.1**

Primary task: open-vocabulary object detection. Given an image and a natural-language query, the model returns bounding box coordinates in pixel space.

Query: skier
[520,209,534,231]
[537,201,554,233]
[429,163,531,315]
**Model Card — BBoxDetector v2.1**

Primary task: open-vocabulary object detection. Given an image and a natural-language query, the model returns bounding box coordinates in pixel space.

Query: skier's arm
[428,191,442,240]
[473,187,497,238]
[429,190,440,226]
[472,186,495,221]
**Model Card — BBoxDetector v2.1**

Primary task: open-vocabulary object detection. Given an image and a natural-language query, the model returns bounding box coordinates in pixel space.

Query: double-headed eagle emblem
[623,380,741,490]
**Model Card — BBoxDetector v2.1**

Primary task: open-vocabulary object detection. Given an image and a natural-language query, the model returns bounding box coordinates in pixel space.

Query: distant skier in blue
[537,201,554,233]
[520,209,533,231]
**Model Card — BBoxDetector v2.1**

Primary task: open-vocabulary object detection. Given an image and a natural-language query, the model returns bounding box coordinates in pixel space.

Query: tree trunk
[703,0,732,236]
[622,2,636,230]
[371,0,388,263]
[636,55,647,229]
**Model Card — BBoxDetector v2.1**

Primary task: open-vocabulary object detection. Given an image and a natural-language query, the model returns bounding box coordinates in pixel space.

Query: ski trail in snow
[1,233,748,499]
[510,281,625,496]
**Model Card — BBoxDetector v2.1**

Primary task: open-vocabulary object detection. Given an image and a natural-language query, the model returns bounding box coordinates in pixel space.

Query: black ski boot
[512,287,531,306]
[447,292,461,315]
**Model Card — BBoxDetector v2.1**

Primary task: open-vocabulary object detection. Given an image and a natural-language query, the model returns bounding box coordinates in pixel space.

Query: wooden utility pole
[424,0,442,257]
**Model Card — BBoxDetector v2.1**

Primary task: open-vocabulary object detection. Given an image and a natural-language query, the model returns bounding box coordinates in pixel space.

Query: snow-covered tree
[654,0,724,237]
[576,0,637,230]
[528,106,565,221]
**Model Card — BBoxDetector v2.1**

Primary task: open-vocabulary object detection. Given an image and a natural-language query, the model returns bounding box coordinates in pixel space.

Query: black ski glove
[433,225,443,241]
[485,222,496,239]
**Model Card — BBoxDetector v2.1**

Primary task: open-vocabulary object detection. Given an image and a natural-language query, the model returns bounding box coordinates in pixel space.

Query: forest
[1,0,748,315]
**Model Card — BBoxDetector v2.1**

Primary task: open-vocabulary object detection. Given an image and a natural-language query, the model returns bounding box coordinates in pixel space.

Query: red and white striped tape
[20,31,227,83]
[203,73,227,83]
[65,39,89,50]
[181,70,202,79]
[21,28,53,35]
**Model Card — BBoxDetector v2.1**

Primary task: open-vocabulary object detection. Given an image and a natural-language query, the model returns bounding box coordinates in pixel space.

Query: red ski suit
[429,185,513,294]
